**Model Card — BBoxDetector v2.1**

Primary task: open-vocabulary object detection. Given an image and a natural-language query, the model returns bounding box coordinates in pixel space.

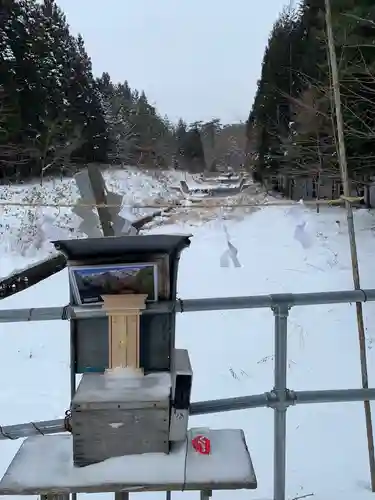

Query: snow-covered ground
[0,168,375,500]
[0,167,186,258]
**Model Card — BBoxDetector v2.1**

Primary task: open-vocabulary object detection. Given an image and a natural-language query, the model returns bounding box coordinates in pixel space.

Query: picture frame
[69,262,158,306]
[147,253,170,299]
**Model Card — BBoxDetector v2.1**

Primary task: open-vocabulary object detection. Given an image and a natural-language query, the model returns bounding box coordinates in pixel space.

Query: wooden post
[114,493,129,500]
[324,0,375,490]
[87,165,115,237]
[102,294,147,369]
[40,495,69,500]
[200,491,212,500]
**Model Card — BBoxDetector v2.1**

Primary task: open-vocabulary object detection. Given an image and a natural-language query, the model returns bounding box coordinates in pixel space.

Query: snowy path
[0,179,375,499]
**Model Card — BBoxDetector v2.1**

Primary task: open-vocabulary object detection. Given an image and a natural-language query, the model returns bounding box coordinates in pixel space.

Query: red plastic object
[191,434,211,455]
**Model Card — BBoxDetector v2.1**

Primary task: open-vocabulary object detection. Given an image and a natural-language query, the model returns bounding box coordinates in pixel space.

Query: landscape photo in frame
[69,263,158,305]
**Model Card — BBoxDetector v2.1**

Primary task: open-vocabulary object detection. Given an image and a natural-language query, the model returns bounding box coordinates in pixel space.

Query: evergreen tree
[247,8,304,178]
[0,0,179,180]
[247,0,375,183]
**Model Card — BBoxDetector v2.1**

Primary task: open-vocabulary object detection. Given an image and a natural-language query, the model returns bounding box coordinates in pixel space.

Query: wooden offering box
[71,369,171,466]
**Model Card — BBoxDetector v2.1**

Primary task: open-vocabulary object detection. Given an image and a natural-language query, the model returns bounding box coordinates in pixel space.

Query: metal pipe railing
[272,306,289,500]
[0,288,375,323]
[2,386,375,440]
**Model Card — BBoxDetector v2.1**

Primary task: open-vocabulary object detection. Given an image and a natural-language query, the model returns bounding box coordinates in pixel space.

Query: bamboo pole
[324,0,375,490]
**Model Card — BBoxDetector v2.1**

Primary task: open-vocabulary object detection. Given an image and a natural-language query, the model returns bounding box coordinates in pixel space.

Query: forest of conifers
[3,0,373,184]
[247,0,375,183]
[1,0,247,181]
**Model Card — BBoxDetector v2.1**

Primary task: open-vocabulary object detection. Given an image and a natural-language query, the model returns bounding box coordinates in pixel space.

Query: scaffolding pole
[0,288,375,324]
[324,0,375,490]
[2,387,375,442]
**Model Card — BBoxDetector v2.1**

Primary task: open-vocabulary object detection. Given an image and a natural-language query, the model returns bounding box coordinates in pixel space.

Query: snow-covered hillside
[0,167,187,260]
[0,168,375,500]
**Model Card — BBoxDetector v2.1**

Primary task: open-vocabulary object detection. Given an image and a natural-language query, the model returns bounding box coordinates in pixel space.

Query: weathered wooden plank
[0,253,66,300]
[86,165,114,237]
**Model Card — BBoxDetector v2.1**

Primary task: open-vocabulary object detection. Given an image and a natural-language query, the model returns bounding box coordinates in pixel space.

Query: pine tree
[0,0,179,179]
[247,0,375,182]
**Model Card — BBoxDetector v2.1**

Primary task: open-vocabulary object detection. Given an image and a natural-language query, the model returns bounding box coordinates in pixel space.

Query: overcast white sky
[57,0,288,124]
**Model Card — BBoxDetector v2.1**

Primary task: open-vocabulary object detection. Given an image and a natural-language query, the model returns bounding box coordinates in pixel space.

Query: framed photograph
[69,263,158,306]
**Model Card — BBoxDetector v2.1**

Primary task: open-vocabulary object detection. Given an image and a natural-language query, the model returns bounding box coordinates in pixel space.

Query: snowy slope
[0,167,185,257]
[0,171,375,500]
